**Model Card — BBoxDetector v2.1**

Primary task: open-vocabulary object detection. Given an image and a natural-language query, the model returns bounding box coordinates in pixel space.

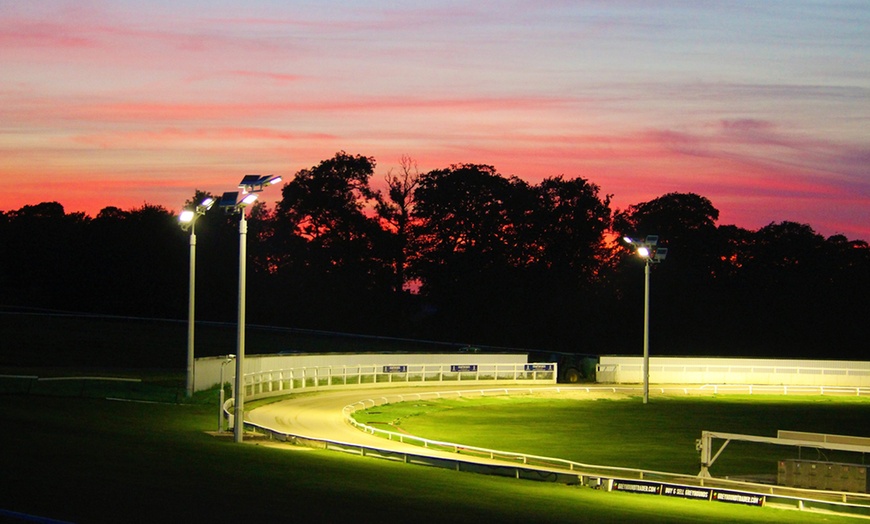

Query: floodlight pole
[624,235,665,405]
[234,210,248,443]
[221,174,281,444]
[643,258,650,405]
[186,223,197,398]
[180,197,214,398]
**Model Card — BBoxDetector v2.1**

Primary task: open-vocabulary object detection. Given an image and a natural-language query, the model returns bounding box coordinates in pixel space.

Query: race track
[246,384,569,461]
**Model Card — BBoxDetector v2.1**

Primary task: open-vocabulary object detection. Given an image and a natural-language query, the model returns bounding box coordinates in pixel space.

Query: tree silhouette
[267,152,394,331]
[2,157,867,361]
[377,154,420,294]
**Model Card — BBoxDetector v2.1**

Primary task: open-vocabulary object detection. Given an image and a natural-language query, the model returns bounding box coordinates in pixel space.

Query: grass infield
[2,385,867,523]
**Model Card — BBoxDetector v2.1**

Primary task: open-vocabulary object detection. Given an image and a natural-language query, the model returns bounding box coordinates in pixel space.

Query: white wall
[597,356,870,387]
[194,352,528,392]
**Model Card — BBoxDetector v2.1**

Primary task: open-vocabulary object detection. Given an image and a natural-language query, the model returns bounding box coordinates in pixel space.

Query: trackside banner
[612,480,660,495]
[610,480,764,507]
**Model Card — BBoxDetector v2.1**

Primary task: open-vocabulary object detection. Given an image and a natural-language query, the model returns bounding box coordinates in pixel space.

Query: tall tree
[268,152,393,331]
[520,176,614,350]
[410,164,534,343]
[377,155,420,293]
[530,176,612,276]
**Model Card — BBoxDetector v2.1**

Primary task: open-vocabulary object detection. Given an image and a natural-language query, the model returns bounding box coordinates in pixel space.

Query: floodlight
[224,174,282,444]
[179,194,217,397]
[199,197,216,211]
[621,233,668,405]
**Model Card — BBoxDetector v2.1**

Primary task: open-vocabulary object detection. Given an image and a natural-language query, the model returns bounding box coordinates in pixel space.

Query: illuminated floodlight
[218,191,257,214]
[179,196,215,232]
[178,194,217,397]
[224,174,282,444]
[622,233,668,405]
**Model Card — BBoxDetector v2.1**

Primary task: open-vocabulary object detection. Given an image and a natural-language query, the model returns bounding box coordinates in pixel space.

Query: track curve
[246,384,566,459]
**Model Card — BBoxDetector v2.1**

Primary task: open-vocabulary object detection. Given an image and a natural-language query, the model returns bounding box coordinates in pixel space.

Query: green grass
[1,390,864,523]
[356,394,870,477]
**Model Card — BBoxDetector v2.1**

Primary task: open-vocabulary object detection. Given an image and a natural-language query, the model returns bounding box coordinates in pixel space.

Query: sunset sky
[2,1,868,239]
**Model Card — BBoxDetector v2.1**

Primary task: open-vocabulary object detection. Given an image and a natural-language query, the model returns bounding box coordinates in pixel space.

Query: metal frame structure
[698,429,870,477]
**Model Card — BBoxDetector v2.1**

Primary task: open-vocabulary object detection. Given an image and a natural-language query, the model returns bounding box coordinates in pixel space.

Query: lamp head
[198,197,216,211]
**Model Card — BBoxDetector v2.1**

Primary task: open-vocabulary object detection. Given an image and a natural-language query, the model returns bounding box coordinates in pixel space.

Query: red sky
[2,1,868,240]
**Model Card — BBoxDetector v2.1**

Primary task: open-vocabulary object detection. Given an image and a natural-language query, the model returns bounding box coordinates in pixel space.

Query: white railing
[698,384,870,396]
[341,387,671,477]
[340,386,870,467]
[597,357,870,387]
[240,362,557,401]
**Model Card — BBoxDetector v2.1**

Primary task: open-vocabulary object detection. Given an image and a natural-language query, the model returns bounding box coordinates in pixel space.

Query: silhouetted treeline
[2,152,867,360]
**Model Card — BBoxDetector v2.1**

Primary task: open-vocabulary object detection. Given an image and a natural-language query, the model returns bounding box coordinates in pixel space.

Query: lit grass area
[2,393,861,523]
[355,394,870,477]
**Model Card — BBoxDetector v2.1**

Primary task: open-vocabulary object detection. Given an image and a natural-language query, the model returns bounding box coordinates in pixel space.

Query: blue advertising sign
[450,365,478,372]
[383,365,408,373]
[524,364,554,371]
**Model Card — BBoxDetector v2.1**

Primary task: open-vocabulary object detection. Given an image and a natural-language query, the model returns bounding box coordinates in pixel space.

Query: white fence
[597,357,870,387]
[243,362,557,400]
[195,353,529,392]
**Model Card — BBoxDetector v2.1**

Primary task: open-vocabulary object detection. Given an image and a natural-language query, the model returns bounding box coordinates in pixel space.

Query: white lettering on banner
[662,485,711,500]
[613,481,661,494]
[712,491,764,506]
